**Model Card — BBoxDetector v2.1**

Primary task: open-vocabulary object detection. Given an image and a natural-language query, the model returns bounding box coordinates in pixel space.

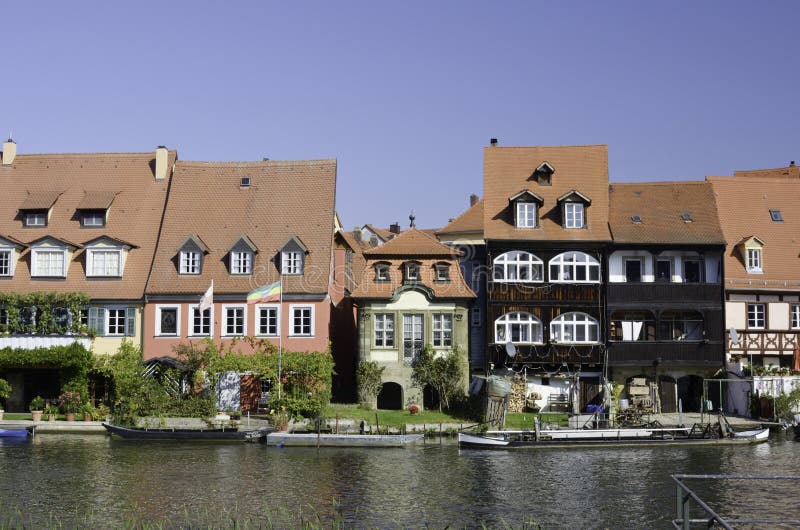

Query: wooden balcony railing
[606,341,724,365]
[726,330,799,354]
[487,343,604,366]
[607,282,722,305]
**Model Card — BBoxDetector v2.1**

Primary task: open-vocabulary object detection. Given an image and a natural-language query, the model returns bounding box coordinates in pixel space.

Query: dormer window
[533,162,554,186]
[557,190,590,229]
[81,210,106,228]
[231,251,253,275]
[279,236,307,275]
[509,190,543,229]
[0,249,11,276]
[747,248,762,273]
[564,203,585,228]
[32,248,67,277]
[25,211,47,227]
[177,235,208,276]
[435,263,450,281]
[374,262,390,282]
[87,248,121,277]
[516,203,537,228]
[180,251,201,274]
[405,262,420,282]
[282,251,302,274]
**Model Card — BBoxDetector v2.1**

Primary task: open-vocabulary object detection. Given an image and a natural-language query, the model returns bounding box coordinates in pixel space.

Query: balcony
[488,342,603,366]
[607,282,722,306]
[726,330,799,355]
[488,282,600,303]
[606,341,723,366]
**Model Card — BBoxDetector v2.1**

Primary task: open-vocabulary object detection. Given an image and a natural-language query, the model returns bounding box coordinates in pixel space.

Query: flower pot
[48,414,56,422]
[31,410,43,422]
[65,412,76,422]
[83,413,92,422]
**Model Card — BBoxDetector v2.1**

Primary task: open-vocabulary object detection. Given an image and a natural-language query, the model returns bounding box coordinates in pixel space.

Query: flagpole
[278,274,282,401]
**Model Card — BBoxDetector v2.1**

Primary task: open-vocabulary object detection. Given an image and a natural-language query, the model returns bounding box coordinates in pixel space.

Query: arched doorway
[377,382,403,410]
[677,375,703,412]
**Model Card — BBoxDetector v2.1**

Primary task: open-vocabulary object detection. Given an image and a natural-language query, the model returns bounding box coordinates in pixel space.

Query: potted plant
[95,403,110,422]
[81,403,95,422]
[408,404,420,415]
[0,378,10,421]
[58,391,82,421]
[44,405,59,422]
[268,406,289,431]
[29,395,45,422]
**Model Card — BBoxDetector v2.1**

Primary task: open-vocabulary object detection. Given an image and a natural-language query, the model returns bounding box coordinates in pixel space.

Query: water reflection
[0,434,798,528]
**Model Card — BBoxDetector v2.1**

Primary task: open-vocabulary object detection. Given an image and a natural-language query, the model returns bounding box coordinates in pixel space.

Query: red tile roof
[483,145,611,241]
[437,199,483,235]
[146,159,336,296]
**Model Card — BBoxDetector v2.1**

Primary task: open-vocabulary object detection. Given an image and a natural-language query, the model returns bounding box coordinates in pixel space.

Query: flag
[198,280,213,312]
[247,280,281,304]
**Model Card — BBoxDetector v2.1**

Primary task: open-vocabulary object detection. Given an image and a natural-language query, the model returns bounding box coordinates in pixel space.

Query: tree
[411,346,465,412]
[356,361,385,409]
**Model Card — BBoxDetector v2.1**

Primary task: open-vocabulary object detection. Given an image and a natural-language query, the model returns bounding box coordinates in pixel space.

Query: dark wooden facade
[486,243,606,369]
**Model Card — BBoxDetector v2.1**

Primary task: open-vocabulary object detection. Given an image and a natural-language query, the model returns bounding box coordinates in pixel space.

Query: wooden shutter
[88,307,105,336]
[125,308,136,336]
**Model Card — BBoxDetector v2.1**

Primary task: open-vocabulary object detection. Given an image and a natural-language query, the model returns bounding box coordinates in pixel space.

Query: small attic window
[769,209,783,222]
[533,162,554,185]
[240,177,251,188]
[631,215,643,224]
[680,213,693,223]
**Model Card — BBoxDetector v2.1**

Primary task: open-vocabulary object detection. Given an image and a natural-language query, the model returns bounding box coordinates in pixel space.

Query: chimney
[390,222,400,234]
[490,138,498,147]
[790,161,796,167]
[2,137,16,166]
[155,145,169,180]
[369,235,379,247]
[470,193,479,206]
[352,228,362,243]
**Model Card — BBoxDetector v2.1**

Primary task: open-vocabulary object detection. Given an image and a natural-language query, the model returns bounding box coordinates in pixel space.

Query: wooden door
[240,375,260,413]
[658,377,677,413]
[580,378,601,412]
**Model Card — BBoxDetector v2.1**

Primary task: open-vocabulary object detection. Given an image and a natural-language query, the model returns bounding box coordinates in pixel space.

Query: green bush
[0,378,10,400]
[356,361,385,407]
[29,396,45,411]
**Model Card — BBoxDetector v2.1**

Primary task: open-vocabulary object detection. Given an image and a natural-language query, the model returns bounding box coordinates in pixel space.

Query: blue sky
[3,1,799,230]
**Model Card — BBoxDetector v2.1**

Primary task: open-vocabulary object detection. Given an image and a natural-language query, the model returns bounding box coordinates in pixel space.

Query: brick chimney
[389,222,400,234]
[352,228,362,243]
[155,146,169,180]
[2,137,16,165]
[470,194,479,206]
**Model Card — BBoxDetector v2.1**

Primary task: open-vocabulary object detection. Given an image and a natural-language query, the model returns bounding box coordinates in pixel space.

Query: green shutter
[88,307,105,336]
[125,308,136,336]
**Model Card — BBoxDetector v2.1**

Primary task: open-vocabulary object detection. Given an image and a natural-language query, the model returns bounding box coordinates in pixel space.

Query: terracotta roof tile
[20,191,62,210]
[483,145,611,241]
[363,227,461,258]
[709,170,800,287]
[76,191,117,210]
[350,257,475,300]
[0,151,175,299]
[609,181,725,245]
[146,159,336,296]
[437,199,483,235]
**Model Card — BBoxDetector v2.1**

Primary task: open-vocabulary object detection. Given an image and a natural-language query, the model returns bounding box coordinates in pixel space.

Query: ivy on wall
[0,342,94,397]
[0,292,91,336]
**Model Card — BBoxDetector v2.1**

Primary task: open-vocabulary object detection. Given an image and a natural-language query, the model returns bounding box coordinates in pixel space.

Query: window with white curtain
[495,312,543,344]
[549,252,600,283]
[493,251,543,282]
[550,312,599,343]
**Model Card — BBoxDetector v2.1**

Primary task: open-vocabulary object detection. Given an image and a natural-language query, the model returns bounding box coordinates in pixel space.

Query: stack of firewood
[507,374,527,413]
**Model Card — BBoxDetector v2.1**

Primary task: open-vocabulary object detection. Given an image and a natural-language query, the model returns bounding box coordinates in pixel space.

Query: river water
[1,433,799,529]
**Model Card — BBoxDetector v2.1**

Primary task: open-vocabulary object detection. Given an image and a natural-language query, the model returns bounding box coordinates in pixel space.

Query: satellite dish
[505,341,517,359]
[729,327,739,346]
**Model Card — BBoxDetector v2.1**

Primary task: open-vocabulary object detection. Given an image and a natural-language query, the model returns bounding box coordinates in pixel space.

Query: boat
[102,422,273,441]
[458,424,770,449]
[0,424,35,438]
[265,431,424,448]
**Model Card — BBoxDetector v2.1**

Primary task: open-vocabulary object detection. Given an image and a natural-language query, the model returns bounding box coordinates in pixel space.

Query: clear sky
[3,1,799,230]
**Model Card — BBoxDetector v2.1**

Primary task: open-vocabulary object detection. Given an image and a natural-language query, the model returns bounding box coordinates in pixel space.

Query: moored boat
[458,424,770,449]
[102,422,273,441]
[0,424,35,438]
[265,432,424,448]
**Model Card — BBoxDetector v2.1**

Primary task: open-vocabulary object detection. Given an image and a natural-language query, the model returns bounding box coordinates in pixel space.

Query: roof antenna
[409,210,416,228]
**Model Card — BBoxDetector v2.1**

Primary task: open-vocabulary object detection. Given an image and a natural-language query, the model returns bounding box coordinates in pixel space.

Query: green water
[1,433,798,528]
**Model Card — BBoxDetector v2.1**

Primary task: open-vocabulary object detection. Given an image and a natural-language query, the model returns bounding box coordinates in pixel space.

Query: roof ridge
[437,198,483,234]
[15,151,171,157]
[611,180,708,186]
[483,144,608,149]
[177,158,336,167]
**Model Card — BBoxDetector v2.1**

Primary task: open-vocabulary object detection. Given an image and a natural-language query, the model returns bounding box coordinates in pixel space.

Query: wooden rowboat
[102,422,273,441]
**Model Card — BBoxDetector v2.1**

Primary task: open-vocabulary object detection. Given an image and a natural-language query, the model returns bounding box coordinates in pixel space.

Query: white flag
[199,280,213,312]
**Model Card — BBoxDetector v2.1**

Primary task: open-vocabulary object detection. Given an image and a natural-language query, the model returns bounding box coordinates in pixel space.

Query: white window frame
[0,249,13,276]
[791,304,800,330]
[405,262,420,281]
[86,248,122,277]
[105,306,129,337]
[550,312,600,344]
[564,203,585,229]
[515,202,537,228]
[432,313,453,348]
[25,211,47,227]
[435,264,450,281]
[230,251,253,275]
[374,263,390,281]
[289,304,314,337]
[373,313,395,348]
[189,304,213,337]
[747,303,765,330]
[281,251,303,275]
[549,251,601,283]
[746,248,762,273]
[81,211,105,227]
[493,251,543,283]
[180,251,202,275]
[155,305,181,337]
[255,304,280,337]
[222,304,247,337]
[494,312,543,344]
[31,248,67,277]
